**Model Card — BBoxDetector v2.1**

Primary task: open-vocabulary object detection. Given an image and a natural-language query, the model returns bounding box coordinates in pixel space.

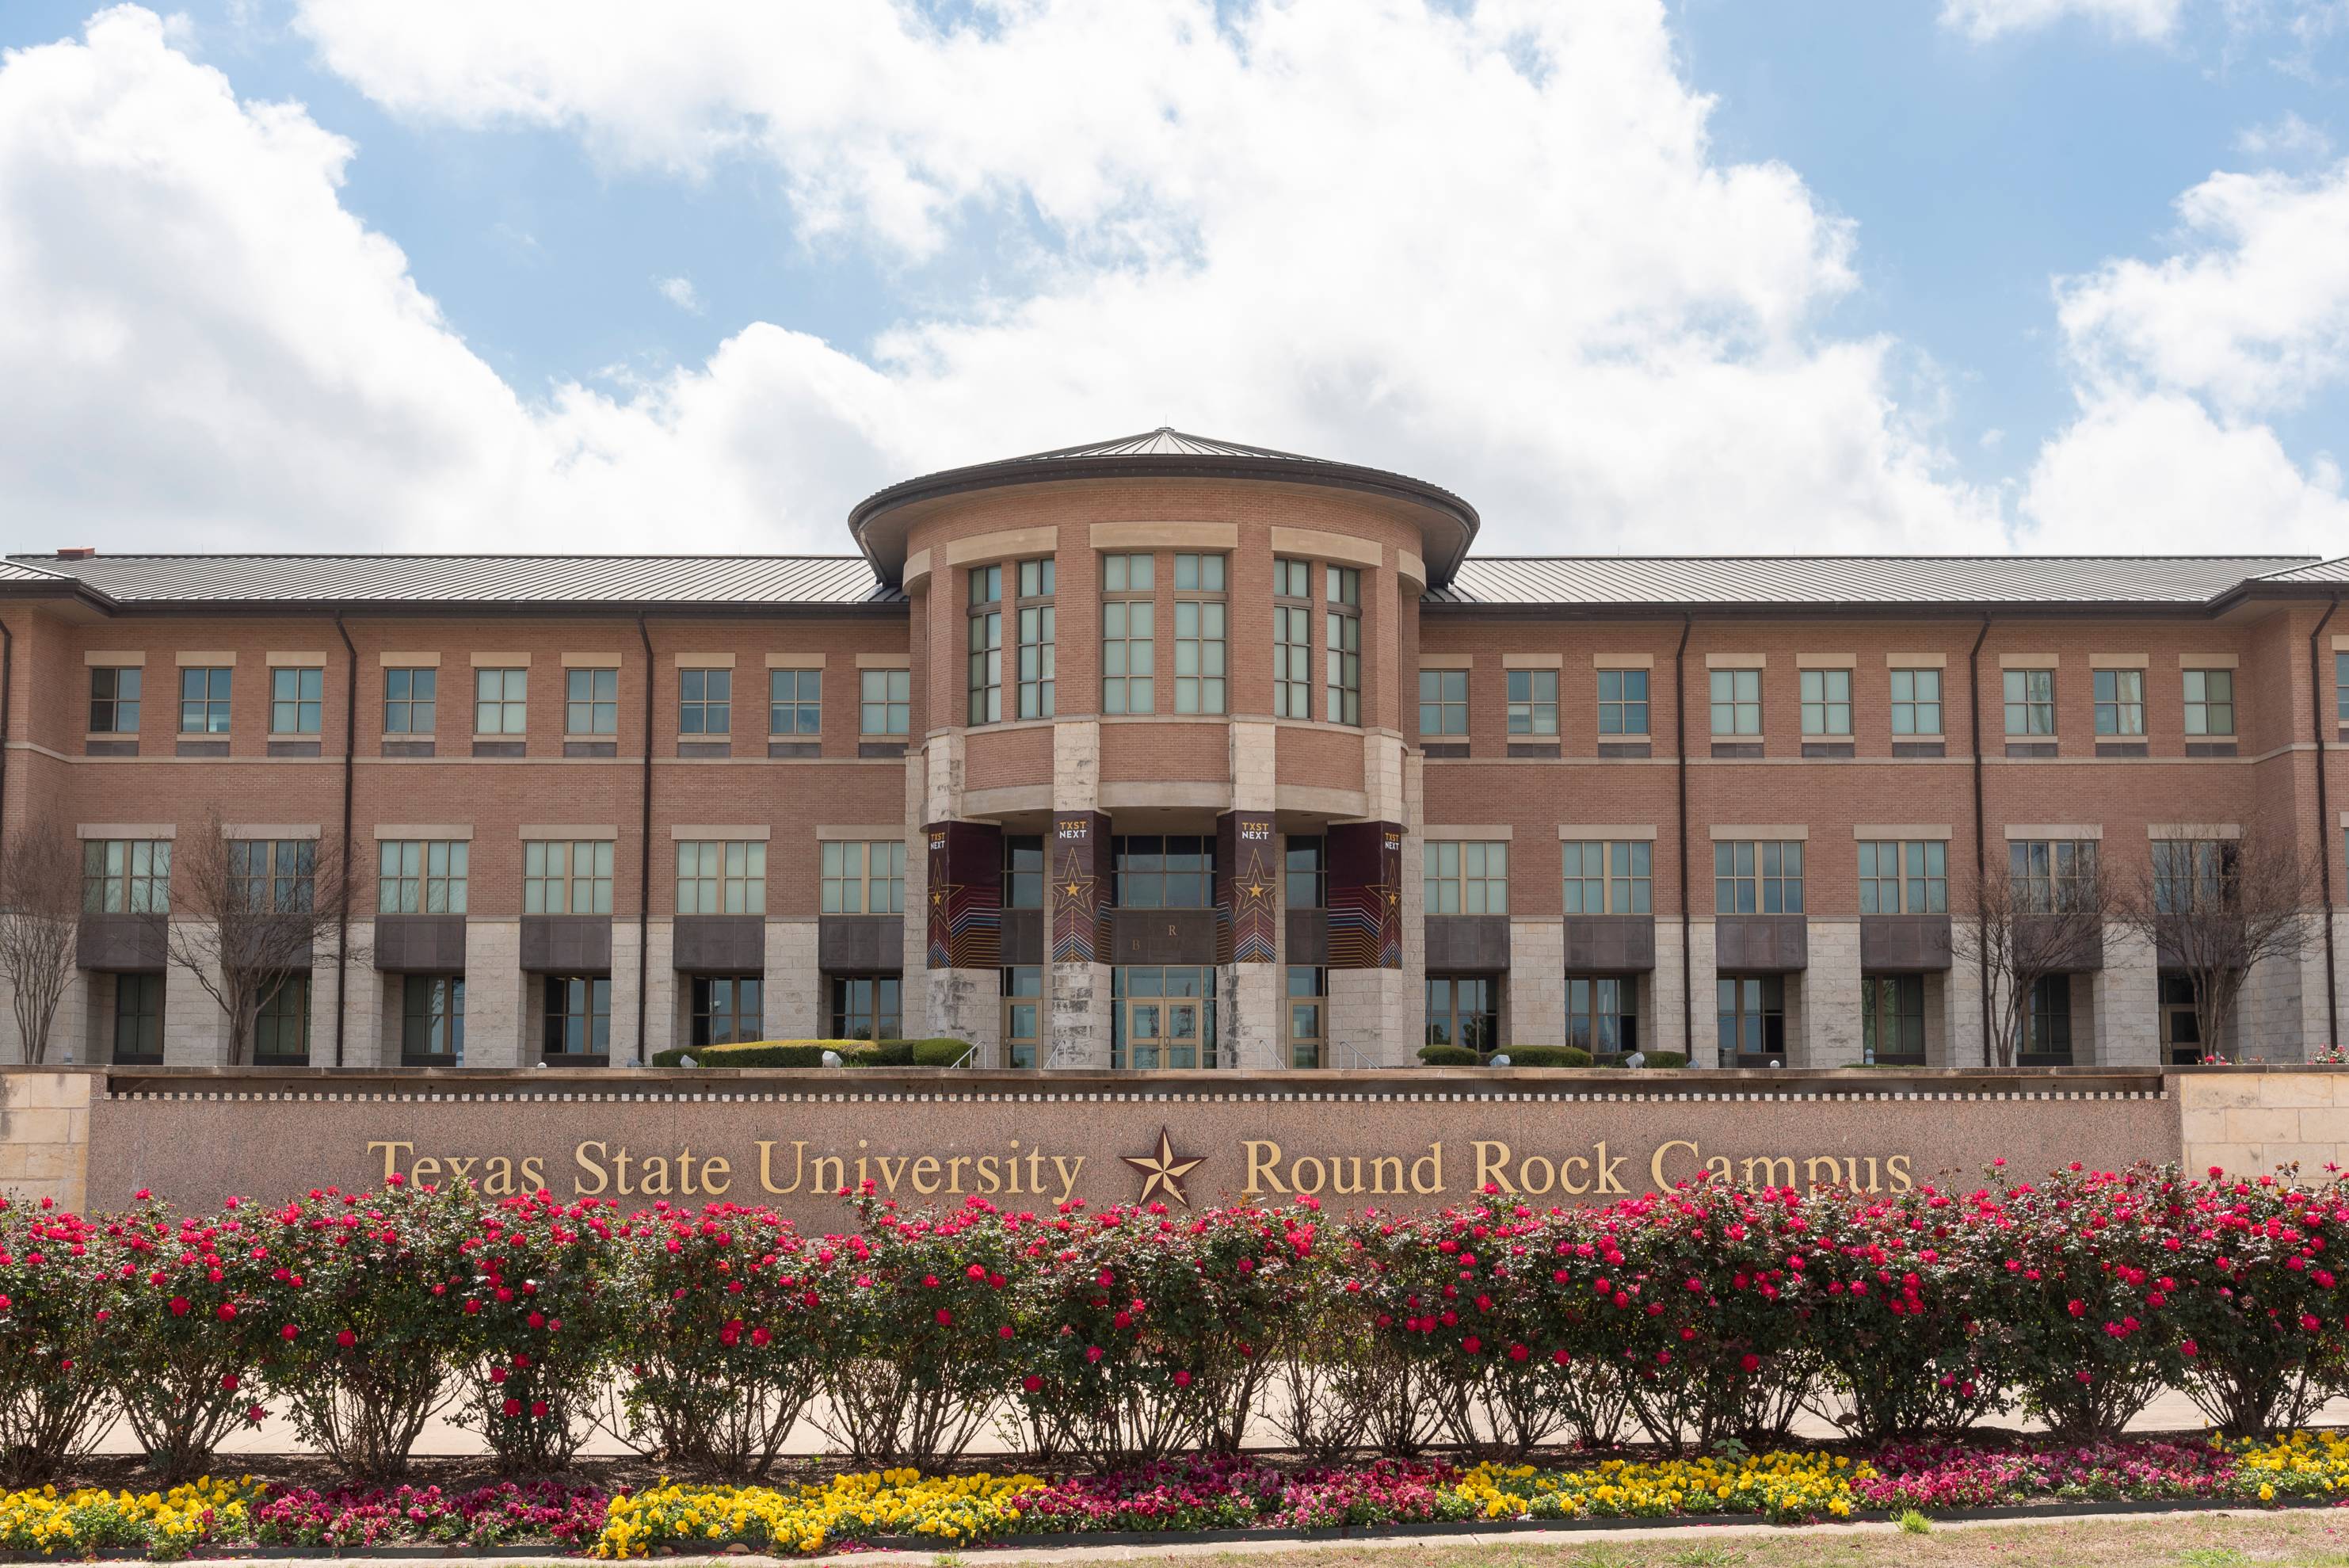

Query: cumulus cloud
[2236,111,2333,161]
[654,275,702,314]
[1939,0,2187,41]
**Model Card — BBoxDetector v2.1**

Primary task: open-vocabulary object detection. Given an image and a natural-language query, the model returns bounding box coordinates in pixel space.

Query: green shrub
[1417,1043,1481,1066]
[1496,1045,1593,1068]
[652,1040,867,1068]
[849,1040,916,1066]
[1640,1051,1690,1069]
[908,1038,975,1066]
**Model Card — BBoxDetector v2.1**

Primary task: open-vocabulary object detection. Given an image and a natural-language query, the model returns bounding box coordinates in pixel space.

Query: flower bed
[1,1433,2347,1559]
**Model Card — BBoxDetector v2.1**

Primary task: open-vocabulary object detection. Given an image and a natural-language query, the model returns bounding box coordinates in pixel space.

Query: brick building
[2,429,2345,1070]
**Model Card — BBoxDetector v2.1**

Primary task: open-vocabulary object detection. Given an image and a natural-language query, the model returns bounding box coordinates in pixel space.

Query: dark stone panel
[768,741,821,758]
[677,741,732,758]
[673,915,764,975]
[1285,909,1329,966]
[1859,914,1953,973]
[858,741,907,758]
[817,914,904,972]
[1597,742,1652,758]
[2005,742,2058,758]
[267,740,322,758]
[77,914,167,973]
[1107,908,1218,966]
[1420,742,1469,759]
[2029,915,2106,974]
[1562,914,1655,972]
[1424,914,1512,973]
[381,740,436,757]
[2186,742,2238,757]
[563,741,617,759]
[83,739,137,757]
[175,740,229,758]
[1000,909,1043,967]
[1714,914,1808,971]
[2095,742,2149,758]
[1710,742,1764,759]
[519,914,612,974]
[1891,741,1946,757]
[472,741,525,758]
[372,914,467,975]
[1507,742,1562,759]
[1801,742,1854,759]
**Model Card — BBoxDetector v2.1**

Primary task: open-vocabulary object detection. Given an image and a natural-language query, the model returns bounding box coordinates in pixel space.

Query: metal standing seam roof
[2248,557,2349,585]
[1431,555,2322,609]
[0,554,902,608]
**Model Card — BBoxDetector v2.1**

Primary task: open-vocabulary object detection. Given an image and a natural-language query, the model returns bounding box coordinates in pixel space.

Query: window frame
[1418,667,1468,736]
[2183,668,2235,737]
[401,975,465,1064]
[1284,834,1326,910]
[829,974,902,1042]
[1798,667,1851,737]
[376,838,468,914]
[82,838,170,915]
[383,666,437,735]
[178,666,231,735]
[768,666,822,738]
[1324,565,1361,727]
[1862,974,1925,1065]
[679,666,732,736]
[1112,834,1214,909]
[542,975,612,1059]
[1889,667,1943,736]
[254,975,311,1064]
[1709,668,1760,737]
[522,839,615,915]
[564,666,619,737]
[1424,838,1509,915]
[475,666,528,736]
[1717,974,1787,1066]
[820,839,905,914]
[1562,839,1650,914]
[1714,839,1804,914]
[113,972,163,1063]
[1100,551,1156,715]
[859,667,909,737]
[1002,834,1044,910]
[2003,667,2056,736]
[2008,838,2099,912]
[676,839,768,915]
[1002,965,1043,1068]
[967,563,1004,726]
[2019,973,2073,1066]
[89,666,141,735]
[2093,667,2145,736]
[1286,963,1327,1068]
[690,975,763,1047]
[1597,667,1650,736]
[1172,552,1226,715]
[1858,839,1947,914]
[1273,557,1314,719]
[1506,667,1559,736]
[231,838,315,913]
[269,666,324,736]
[1015,556,1055,720]
[1565,974,1638,1058]
[1424,974,1497,1054]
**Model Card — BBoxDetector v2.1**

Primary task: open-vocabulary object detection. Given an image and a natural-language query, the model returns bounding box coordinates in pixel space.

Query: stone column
[607,920,644,1066]
[639,918,677,1060]
[923,818,1001,1053]
[162,927,228,1065]
[2094,921,2161,1066]
[1047,721,1112,1066]
[898,753,930,1038]
[1686,919,1720,1066]
[765,920,821,1039]
[464,919,524,1068]
[1804,919,1864,1066]
[1508,920,1565,1047]
[1649,919,1691,1063]
[311,918,379,1066]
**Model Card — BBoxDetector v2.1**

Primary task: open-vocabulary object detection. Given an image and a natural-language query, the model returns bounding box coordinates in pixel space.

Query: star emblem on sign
[1123,1127,1207,1208]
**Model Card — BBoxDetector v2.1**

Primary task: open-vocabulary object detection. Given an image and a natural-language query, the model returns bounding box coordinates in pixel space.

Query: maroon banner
[1050,811,1111,965]
[1216,811,1278,963]
[924,820,1001,969]
[1328,821,1403,969]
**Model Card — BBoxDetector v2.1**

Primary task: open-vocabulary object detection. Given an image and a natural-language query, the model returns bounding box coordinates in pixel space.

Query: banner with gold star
[1215,811,1278,963]
[924,820,1001,970]
[1329,819,1403,970]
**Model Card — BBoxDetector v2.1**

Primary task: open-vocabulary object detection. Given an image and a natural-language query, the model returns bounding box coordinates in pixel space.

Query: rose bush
[447,1189,623,1473]
[0,1197,109,1485]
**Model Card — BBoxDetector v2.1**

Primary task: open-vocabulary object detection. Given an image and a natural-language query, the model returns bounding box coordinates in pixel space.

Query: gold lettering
[1594,1142,1629,1195]
[702,1155,731,1196]
[639,1154,671,1196]
[482,1156,515,1197]
[910,1156,941,1196]
[1370,1155,1403,1195]
[1806,1155,1844,1191]
[1705,1154,1733,1184]
[875,1156,909,1192]
[1409,1143,1443,1195]
[977,1155,1001,1194]
[1562,1155,1590,1194]
[521,1157,546,1191]
[1743,1155,1794,1190]
[1862,1156,1880,1193]
[611,1147,635,1194]
[813,1155,845,1193]
[1472,1141,1515,1195]
[368,1141,413,1184]
[443,1155,478,1186]
[946,1155,970,1193]
[677,1146,699,1196]
[1051,1155,1085,1205]
[1289,1155,1326,1196]
[757,1141,803,1196]
[1887,1154,1913,1193]
[1518,1155,1554,1196]
[411,1156,440,1185]
[1331,1156,1363,1196]
[1242,1140,1287,1196]
[1650,1139,1699,1191]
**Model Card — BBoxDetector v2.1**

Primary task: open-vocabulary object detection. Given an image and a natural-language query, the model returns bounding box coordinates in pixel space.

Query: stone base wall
[2178,1071,2349,1177]
[0,1070,92,1210]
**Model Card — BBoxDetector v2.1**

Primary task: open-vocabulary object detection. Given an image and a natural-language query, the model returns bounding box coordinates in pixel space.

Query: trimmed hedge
[1417,1043,1480,1066]
[651,1039,975,1069]
[1633,1051,1690,1069]
[1497,1045,1594,1068]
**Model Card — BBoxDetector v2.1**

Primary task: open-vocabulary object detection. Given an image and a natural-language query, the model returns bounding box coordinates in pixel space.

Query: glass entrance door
[1127,996,1203,1069]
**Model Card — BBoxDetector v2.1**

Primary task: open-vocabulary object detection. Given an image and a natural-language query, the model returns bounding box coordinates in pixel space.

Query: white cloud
[2236,111,2333,160]
[2023,391,2347,547]
[1939,0,2187,42]
[654,274,701,313]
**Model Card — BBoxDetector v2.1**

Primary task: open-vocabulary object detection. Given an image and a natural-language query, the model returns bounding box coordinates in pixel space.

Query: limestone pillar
[1649,918,1691,1063]
[1508,919,1565,1047]
[464,919,524,1068]
[765,920,821,1039]
[607,919,644,1066]
[1686,918,1721,1066]
[1804,918,1864,1066]
[162,926,228,1065]
[2094,921,2160,1066]
[898,753,930,1038]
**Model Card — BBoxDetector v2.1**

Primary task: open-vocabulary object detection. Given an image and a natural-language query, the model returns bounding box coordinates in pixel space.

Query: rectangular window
[768,667,822,737]
[1173,553,1226,715]
[523,840,614,914]
[402,976,464,1065]
[1562,840,1650,914]
[676,840,767,914]
[1424,839,1509,915]
[475,667,527,734]
[1325,566,1361,726]
[1419,668,1467,734]
[1284,834,1325,909]
[82,838,170,914]
[1714,840,1804,914]
[1100,553,1154,715]
[1799,668,1851,736]
[1597,668,1649,735]
[1863,974,1925,1064]
[1016,558,1055,719]
[270,666,322,735]
[2019,974,2072,1065]
[691,975,762,1047]
[2009,838,2099,912]
[1718,975,1787,1066]
[1858,840,1946,914]
[179,666,231,734]
[829,975,901,1041]
[384,667,437,734]
[377,839,468,914]
[1889,668,1941,735]
[1003,834,1044,909]
[2003,668,2054,735]
[1709,668,1760,736]
[113,972,163,1063]
[1112,834,1213,908]
[231,839,314,911]
[543,975,611,1057]
[1287,964,1326,1068]
[1273,558,1313,719]
[2183,669,2235,736]
[566,666,618,735]
[2153,837,2236,914]
[89,667,141,734]
[680,668,731,734]
[1565,975,1638,1058]
[967,563,1002,724]
[1507,668,1559,735]
[1425,975,1497,1054]
[2339,652,2349,724]
[2093,667,2145,735]
[1002,966,1042,1068]
[254,975,310,1064]
[859,668,909,735]
[820,839,905,914]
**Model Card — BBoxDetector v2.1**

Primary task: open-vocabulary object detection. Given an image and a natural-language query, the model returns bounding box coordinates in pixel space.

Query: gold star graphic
[1123,1127,1207,1208]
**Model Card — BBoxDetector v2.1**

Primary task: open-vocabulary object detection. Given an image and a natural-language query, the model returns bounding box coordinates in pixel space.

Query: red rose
[336,1330,357,1349]
[502,1398,522,1417]
[220,1373,240,1392]
[531,1400,549,1417]
[215,1302,237,1321]
[1022,1375,1043,1392]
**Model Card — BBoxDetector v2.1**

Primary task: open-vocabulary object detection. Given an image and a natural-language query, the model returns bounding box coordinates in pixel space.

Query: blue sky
[0,0,2343,559]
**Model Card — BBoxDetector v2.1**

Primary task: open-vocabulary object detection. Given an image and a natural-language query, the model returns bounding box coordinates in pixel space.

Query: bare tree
[1951,845,2111,1067]
[164,814,364,1065]
[2113,819,2316,1064]
[0,826,85,1063]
